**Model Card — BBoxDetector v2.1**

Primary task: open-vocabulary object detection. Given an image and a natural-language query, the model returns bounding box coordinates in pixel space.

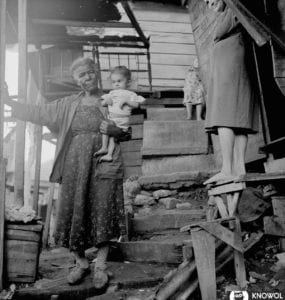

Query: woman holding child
[5,57,130,288]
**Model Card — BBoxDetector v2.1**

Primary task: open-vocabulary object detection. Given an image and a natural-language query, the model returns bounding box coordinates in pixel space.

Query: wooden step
[133,209,206,234]
[142,154,218,176]
[142,120,209,157]
[118,234,193,264]
[147,107,187,121]
[138,170,216,190]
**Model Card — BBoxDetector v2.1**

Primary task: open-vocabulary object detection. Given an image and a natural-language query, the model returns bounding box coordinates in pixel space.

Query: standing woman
[203,0,258,185]
[5,57,129,288]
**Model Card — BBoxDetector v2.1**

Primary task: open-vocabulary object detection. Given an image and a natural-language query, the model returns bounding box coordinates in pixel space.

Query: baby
[95,66,145,161]
[183,58,205,120]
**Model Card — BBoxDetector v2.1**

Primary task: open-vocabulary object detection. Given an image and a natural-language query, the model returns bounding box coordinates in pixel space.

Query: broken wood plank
[208,182,245,196]
[155,261,196,300]
[191,227,216,300]
[264,216,285,237]
[233,218,247,288]
[214,196,228,218]
[199,222,244,253]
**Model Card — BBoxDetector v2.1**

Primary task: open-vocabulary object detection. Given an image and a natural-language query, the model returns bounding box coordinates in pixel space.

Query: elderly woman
[203,0,258,185]
[5,57,129,288]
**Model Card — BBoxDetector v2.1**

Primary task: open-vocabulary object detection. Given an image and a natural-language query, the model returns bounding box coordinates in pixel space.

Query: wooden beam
[42,183,56,248]
[0,0,6,159]
[191,228,216,300]
[14,0,27,206]
[32,18,133,28]
[199,222,244,253]
[0,159,6,290]
[32,51,43,214]
[121,1,149,48]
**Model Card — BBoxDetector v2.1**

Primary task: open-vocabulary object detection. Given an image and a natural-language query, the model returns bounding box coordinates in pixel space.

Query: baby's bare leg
[185,103,193,120]
[100,137,115,162]
[196,104,202,120]
[94,134,108,156]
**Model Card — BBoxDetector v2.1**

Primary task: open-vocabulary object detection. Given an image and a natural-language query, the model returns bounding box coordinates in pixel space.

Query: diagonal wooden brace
[199,222,244,253]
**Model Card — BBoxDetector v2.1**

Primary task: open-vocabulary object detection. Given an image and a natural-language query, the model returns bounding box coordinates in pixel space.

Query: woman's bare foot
[203,171,236,185]
[99,154,113,162]
[94,148,108,156]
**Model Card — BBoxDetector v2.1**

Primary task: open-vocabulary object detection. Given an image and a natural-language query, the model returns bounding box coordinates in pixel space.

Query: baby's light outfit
[183,68,205,105]
[102,89,145,130]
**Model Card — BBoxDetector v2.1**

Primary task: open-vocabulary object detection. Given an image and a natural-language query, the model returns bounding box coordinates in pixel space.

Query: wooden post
[234,218,247,288]
[14,0,27,206]
[0,0,7,290]
[0,0,7,159]
[147,48,152,92]
[92,46,102,90]
[42,183,55,248]
[191,227,216,300]
[32,50,44,214]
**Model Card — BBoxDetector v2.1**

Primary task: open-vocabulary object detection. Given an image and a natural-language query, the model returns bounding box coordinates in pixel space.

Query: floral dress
[54,103,126,255]
[183,68,205,105]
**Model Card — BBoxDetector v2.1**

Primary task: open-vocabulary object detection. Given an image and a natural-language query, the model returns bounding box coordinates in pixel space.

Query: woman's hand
[100,120,132,141]
[100,120,120,137]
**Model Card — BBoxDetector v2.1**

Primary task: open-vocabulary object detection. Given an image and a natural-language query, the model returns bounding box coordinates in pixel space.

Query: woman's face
[73,64,98,92]
[204,0,225,12]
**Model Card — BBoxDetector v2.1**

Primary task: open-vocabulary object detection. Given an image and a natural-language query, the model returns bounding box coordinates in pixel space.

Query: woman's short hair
[111,66,132,81]
[70,57,97,74]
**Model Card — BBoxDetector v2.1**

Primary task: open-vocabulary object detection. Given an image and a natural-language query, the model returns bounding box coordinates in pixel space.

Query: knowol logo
[230,291,249,300]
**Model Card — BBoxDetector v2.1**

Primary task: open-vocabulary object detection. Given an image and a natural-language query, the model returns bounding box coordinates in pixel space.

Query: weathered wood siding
[97,1,196,91]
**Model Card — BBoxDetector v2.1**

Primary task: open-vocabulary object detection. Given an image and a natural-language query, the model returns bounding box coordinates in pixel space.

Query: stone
[158,198,179,210]
[153,189,172,200]
[176,203,192,210]
[134,194,155,206]
[140,190,153,197]
[137,207,153,216]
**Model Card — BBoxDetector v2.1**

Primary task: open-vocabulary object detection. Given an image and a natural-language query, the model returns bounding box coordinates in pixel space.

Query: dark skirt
[205,32,259,134]
[53,104,126,255]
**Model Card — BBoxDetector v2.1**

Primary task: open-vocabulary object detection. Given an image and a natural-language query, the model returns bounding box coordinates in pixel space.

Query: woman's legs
[67,251,90,285]
[233,133,248,176]
[93,244,109,288]
[73,251,89,268]
[204,127,236,184]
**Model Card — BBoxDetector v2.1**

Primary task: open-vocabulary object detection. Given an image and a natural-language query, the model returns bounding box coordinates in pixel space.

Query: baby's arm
[119,93,145,109]
[101,94,113,107]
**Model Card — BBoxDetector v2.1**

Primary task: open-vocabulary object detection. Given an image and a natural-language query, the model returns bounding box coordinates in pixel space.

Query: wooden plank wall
[121,114,144,178]
[272,0,285,95]
[97,1,196,91]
